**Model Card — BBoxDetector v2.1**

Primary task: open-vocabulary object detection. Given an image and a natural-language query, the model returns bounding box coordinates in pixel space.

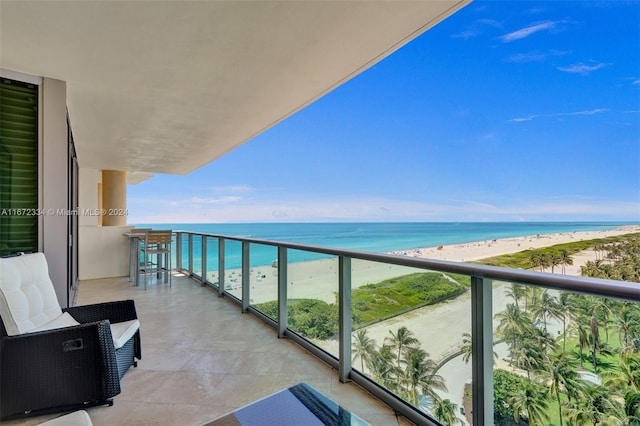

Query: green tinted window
[0,78,38,255]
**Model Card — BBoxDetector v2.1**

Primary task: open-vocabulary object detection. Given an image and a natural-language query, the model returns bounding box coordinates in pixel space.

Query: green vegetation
[492,284,639,425]
[459,235,639,425]
[351,272,468,328]
[478,232,640,274]
[255,299,338,339]
[255,271,468,339]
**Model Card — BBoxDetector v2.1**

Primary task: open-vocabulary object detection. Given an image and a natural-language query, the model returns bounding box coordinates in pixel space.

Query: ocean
[133,222,635,271]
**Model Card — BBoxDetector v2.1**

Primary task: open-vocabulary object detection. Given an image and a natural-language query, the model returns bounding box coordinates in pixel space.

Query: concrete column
[101,170,126,226]
[97,182,103,226]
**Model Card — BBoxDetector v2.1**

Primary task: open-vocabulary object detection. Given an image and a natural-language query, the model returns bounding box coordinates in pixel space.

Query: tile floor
[3,274,414,426]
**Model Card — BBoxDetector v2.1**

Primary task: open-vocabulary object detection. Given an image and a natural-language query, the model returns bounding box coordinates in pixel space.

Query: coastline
[389,224,640,263]
[214,225,640,305]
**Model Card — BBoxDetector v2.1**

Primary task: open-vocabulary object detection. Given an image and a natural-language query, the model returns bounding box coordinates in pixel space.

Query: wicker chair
[0,253,142,420]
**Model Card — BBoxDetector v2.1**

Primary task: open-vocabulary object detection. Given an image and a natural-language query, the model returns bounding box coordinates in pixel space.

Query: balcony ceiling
[0,0,468,182]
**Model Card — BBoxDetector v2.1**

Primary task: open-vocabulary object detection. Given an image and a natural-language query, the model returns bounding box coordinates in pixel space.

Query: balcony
[3,273,410,426]
[4,231,638,426]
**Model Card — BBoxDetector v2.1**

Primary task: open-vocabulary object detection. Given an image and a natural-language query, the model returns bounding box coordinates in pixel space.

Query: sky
[128,1,640,224]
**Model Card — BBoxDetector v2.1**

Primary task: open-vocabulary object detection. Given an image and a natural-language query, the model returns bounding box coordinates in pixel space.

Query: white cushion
[1,253,139,349]
[38,410,93,426]
[32,311,81,333]
[110,319,140,349]
[27,313,137,349]
[0,253,63,336]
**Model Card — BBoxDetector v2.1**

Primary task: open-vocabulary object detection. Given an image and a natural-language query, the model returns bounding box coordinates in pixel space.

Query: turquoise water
[134,222,636,271]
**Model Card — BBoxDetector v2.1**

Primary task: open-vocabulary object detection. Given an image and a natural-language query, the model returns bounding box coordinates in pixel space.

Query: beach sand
[206,225,639,424]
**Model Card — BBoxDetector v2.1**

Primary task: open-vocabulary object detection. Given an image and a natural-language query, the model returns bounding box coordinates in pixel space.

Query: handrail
[174,230,639,302]
[172,229,639,426]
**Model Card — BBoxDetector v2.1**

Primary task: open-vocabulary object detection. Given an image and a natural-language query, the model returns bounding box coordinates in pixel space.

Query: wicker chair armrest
[2,319,114,351]
[64,299,138,324]
[1,320,121,402]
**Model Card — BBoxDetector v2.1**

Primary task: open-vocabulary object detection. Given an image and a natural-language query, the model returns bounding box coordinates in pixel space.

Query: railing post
[201,235,207,285]
[241,241,250,313]
[176,232,182,273]
[471,276,494,426]
[338,256,352,383]
[187,233,194,276]
[277,246,287,338]
[217,238,225,297]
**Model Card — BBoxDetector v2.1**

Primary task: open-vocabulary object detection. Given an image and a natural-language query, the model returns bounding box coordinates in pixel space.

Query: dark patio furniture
[0,253,141,420]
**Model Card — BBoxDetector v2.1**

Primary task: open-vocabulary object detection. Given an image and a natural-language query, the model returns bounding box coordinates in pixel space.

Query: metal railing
[172,231,639,426]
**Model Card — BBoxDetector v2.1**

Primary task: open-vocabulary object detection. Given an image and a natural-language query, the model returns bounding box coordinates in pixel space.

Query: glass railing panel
[286,249,339,358]
[492,282,639,426]
[170,233,178,272]
[191,234,202,278]
[204,236,220,287]
[223,239,243,300]
[179,233,189,271]
[247,243,278,319]
[351,259,472,424]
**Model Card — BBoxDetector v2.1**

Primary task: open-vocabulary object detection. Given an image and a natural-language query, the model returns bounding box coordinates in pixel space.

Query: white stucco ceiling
[0,0,469,181]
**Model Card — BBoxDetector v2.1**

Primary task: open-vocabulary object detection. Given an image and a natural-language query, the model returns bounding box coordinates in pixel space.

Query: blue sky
[128,1,640,224]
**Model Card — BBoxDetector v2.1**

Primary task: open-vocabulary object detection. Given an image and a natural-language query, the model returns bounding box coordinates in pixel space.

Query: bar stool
[138,230,172,289]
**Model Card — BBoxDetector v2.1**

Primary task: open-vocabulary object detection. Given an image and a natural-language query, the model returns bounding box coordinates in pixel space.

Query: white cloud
[505,49,568,63]
[190,196,241,204]
[127,196,640,224]
[501,21,558,42]
[557,62,607,75]
[477,19,503,28]
[451,18,503,39]
[451,30,479,40]
[633,79,640,85]
[567,108,608,116]
[210,184,254,194]
[508,108,607,123]
[508,115,537,122]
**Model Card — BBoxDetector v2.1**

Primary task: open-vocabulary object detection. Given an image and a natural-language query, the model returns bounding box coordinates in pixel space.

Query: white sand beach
[213,225,639,306]
[389,225,640,263]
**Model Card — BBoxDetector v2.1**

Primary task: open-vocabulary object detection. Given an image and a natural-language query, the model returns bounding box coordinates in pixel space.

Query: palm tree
[508,381,549,426]
[352,329,376,372]
[559,249,573,274]
[385,326,418,369]
[539,252,552,272]
[550,251,563,274]
[400,346,447,406]
[603,354,640,393]
[565,384,624,425]
[432,398,459,426]
[461,332,472,364]
[513,327,556,380]
[571,314,590,368]
[460,332,497,365]
[506,283,526,309]
[369,344,399,392]
[614,303,640,355]
[530,289,560,331]
[590,314,602,373]
[555,292,574,352]
[495,304,533,364]
[529,252,543,271]
[625,392,640,425]
[547,351,582,426]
